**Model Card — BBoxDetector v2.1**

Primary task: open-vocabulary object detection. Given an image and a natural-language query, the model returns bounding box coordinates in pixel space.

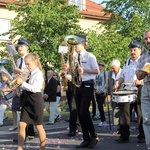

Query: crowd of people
[0,30,150,150]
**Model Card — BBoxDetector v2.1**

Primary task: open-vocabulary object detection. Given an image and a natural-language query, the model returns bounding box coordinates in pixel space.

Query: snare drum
[112,91,137,103]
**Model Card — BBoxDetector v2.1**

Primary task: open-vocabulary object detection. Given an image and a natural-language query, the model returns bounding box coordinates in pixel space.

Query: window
[69,0,83,10]
[0,19,11,40]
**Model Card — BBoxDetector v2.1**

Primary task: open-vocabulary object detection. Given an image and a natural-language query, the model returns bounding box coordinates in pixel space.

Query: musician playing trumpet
[63,35,100,148]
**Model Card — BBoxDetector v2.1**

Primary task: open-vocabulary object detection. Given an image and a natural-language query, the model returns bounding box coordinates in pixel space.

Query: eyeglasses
[98,63,104,67]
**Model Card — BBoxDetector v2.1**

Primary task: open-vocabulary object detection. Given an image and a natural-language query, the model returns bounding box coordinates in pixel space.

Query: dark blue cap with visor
[74,34,86,42]
[128,40,142,49]
[18,39,29,46]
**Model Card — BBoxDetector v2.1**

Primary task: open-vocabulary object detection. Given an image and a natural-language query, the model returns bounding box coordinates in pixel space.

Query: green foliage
[86,28,130,70]
[86,0,150,70]
[6,0,83,72]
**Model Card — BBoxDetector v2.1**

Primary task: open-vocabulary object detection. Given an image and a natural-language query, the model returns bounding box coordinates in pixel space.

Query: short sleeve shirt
[74,49,99,81]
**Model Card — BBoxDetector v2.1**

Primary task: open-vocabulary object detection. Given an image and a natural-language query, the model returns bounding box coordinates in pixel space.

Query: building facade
[0,0,110,42]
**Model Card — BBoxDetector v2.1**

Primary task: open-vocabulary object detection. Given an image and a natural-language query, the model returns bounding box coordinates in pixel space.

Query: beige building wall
[0,7,17,43]
[78,18,104,33]
[0,7,17,19]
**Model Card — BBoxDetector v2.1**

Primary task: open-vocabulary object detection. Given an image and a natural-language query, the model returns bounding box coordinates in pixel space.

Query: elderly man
[44,70,58,125]
[113,40,144,143]
[136,30,150,149]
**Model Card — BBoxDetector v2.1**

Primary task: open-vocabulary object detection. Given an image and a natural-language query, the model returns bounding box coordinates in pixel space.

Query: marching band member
[0,71,13,126]
[13,39,35,142]
[113,40,145,143]
[64,34,100,148]
[108,59,123,133]
[16,53,46,150]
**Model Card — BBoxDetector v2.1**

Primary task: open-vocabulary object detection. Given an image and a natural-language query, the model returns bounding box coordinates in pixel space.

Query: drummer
[113,40,145,143]
[108,59,123,133]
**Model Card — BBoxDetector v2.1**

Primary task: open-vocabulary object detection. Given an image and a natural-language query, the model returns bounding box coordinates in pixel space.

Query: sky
[92,0,103,4]
[92,0,108,6]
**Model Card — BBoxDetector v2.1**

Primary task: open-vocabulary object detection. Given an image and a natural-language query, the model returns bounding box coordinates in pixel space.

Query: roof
[0,0,110,21]
[80,0,110,21]
[0,0,15,6]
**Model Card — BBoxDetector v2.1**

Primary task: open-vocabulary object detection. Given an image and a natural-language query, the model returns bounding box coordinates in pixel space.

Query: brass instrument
[7,73,29,90]
[64,35,82,88]
[142,63,150,73]
[6,43,28,94]
[59,53,68,91]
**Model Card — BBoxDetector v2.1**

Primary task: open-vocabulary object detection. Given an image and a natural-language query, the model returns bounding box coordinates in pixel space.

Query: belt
[82,79,94,84]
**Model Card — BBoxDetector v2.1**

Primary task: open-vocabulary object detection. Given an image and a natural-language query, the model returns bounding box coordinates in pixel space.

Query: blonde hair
[25,53,43,71]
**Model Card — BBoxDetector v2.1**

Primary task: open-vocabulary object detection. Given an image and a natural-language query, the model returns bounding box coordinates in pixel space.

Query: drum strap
[124,57,131,66]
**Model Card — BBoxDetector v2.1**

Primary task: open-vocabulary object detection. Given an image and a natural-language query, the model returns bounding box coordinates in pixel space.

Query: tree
[102,0,150,37]
[6,0,83,71]
[86,0,150,69]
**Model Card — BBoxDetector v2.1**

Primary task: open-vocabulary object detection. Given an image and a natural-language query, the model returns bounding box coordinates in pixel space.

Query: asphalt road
[0,117,147,150]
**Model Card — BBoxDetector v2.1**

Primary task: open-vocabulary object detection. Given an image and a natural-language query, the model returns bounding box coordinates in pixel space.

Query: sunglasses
[98,63,104,67]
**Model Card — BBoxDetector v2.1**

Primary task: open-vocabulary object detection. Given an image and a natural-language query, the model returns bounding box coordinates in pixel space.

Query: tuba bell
[64,35,82,88]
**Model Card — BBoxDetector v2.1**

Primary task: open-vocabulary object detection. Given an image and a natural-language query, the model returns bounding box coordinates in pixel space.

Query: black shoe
[13,135,35,143]
[67,131,76,137]
[54,115,59,123]
[13,139,18,143]
[65,119,70,122]
[88,138,98,148]
[76,141,89,148]
[115,138,129,143]
[138,138,145,143]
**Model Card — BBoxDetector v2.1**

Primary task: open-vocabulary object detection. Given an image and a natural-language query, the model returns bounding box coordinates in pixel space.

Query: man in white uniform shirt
[113,40,145,143]
[66,35,100,148]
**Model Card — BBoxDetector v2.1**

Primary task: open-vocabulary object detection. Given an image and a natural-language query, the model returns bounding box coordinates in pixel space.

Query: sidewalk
[0,116,147,150]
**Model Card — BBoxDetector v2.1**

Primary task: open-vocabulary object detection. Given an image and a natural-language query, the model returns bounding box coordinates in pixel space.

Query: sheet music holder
[58,46,68,54]
[6,43,17,56]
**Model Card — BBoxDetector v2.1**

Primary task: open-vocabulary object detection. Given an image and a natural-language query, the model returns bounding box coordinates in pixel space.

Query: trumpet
[64,35,82,88]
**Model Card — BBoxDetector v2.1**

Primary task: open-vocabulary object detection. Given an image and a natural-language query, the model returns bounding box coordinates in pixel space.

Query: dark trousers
[137,102,145,139]
[130,102,138,121]
[119,102,130,139]
[26,124,35,137]
[96,93,106,122]
[75,82,96,142]
[66,82,81,132]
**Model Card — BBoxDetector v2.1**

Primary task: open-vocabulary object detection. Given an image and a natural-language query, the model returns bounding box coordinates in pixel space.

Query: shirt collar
[79,49,86,55]
[30,67,38,75]
[21,53,29,60]
[112,68,122,81]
